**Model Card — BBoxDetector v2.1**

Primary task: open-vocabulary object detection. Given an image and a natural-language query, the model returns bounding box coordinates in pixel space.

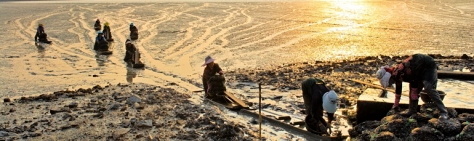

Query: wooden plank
[290,120,305,126]
[223,91,249,109]
[192,89,204,93]
[261,109,291,120]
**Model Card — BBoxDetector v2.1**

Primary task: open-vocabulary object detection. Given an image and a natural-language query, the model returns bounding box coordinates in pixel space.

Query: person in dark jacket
[102,22,112,40]
[34,23,45,42]
[202,56,223,97]
[96,31,106,43]
[129,22,138,32]
[301,78,338,135]
[124,39,137,62]
[377,54,448,120]
[95,19,100,25]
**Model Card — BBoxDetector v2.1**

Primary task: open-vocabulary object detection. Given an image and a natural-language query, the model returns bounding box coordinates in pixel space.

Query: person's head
[104,22,109,26]
[97,18,100,21]
[130,22,134,26]
[126,39,131,44]
[322,90,338,114]
[202,56,215,67]
[376,65,394,88]
[38,23,43,27]
[98,31,103,35]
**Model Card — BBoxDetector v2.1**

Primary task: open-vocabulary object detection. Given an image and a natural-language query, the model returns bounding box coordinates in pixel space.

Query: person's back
[129,23,137,32]
[301,78,337,135]
[130,25,138,32]
[96,34,106,43]
[35,24,45,42]
[126,43,136,52]
[37,26,45,34]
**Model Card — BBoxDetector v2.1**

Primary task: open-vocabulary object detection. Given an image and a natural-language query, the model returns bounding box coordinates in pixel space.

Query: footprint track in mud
[3,2,473,98]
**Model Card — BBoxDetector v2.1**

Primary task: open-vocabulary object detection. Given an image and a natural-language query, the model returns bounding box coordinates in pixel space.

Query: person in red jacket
[376,54,448,120]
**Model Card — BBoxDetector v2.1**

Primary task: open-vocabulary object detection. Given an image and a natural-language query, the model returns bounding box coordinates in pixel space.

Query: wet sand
[1,0,474,140]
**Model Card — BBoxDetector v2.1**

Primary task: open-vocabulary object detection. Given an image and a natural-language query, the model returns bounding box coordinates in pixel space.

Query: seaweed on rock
[348,120,381,138]
[410,126,444,141]
[427,118,462,137]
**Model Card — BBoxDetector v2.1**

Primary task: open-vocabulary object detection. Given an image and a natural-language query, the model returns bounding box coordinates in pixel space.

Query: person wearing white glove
[376,54,448,120]
[301,78,338,135]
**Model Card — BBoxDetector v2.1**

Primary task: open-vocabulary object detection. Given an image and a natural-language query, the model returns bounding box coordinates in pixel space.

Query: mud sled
[94,40,112,55]
[94,23,101,31]
[203,75,249,109]
[37,33,52,44]
[125,50,145,68]
[130,30,138,40]
[103,29,114,42]
[205,75,229,102]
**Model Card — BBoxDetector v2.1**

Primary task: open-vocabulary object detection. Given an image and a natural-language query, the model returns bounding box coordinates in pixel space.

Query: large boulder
[374,118,418,138]
[410,126,444,141]
[348,120,381,138]
[458,113,474,123]
[371,131,399,141]
[410,113,433,126]
[454,123,474,141]
[428,118,462,136]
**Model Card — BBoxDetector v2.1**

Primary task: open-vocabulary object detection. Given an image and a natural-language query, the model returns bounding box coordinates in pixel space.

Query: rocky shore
[0,84,257,141]
[1,54,472,141]
[224,54,473,123]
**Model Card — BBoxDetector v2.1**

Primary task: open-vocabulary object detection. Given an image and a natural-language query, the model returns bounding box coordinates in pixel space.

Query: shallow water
[0,0,473,99]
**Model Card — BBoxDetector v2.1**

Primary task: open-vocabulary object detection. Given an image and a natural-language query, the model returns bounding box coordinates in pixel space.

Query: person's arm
[215,64,223,75]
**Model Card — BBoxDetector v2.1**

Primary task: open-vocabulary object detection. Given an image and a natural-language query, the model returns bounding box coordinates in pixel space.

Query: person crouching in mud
[95,19,100,26]
[96,31,106,43]
[301,78,338,135]
[124,39,138,62]
[376,54,449,120]
[202,56,223,98]
[34,23,45,42]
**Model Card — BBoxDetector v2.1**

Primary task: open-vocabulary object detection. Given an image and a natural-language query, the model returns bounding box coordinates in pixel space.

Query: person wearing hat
[301,78,338,135]
[34,23,45,42]
[95,31,106,43]
[129,22,138,32]
[124,39,138,62]
[103,22,112,40]
[376,54,448,120]
[95,19,100,26]
[94,19,101,30]
[202,56,223,97]
[94,31,107,50]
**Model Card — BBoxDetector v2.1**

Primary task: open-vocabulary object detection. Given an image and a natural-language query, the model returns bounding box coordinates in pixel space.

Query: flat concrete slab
[357,88,474,123]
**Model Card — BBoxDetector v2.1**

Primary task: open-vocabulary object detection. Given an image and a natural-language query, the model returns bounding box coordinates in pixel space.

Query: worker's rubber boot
[401,100,418,117]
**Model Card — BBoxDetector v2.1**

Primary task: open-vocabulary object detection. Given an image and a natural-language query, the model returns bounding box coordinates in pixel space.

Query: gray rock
[130,118,137,126]
[136,120,153,128]
[109,103,121,110]
[0,131,10,137]
[68,102,78,108]
[126,95,141,105]
[113,128,130,139]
